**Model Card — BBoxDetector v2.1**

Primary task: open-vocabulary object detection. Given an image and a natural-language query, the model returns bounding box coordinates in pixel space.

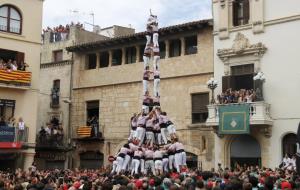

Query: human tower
[111,13,187,176]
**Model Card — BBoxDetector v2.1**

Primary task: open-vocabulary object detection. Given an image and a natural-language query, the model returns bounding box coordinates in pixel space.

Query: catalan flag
[0,69,31,85]
[77,126,92,138]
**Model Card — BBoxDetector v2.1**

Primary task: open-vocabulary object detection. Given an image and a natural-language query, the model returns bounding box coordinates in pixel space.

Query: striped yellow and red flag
[77,126,92,138]
[0,69,31,85]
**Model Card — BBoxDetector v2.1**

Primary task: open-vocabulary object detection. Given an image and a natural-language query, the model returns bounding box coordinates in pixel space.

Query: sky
[43,0,212,32]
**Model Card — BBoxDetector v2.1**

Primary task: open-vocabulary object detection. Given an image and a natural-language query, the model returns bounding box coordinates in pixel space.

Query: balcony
[35,133,66,151]
[74,125,104,142]
[0,69,31,89]
[206,102,273,126]
[0,126,29,149]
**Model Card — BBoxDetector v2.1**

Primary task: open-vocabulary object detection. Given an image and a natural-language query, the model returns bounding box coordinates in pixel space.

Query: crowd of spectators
[0,165,300,190]
[0,59,29,71]
[38,117,64,147]
[217,89,256,104]
[42,22,84,43]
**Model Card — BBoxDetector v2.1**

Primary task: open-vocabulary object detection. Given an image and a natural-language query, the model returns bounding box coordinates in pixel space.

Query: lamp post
[207,78,218,104]
[253,72,266,101]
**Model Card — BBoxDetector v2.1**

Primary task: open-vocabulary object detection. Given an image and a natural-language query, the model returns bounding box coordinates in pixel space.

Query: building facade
[210,0,300,168]
[0,0,43,170]
[67,20,215,170]
[36,26,108,169]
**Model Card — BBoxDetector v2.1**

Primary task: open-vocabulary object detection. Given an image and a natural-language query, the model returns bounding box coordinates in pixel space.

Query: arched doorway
[186,152,198,169]
[230,135,261,167]
[282,133,297,157]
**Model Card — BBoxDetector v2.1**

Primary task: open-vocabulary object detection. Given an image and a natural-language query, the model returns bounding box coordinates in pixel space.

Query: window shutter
[16,52,24,64]
[243,0,250,24]
[192,94,209,113]
[233,1,239,26]
[222,76,232,92]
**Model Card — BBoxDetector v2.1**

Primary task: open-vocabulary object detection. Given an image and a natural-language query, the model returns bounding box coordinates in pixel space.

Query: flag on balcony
[218,104,250,134]
[0,69,31,85]
[77,126,92,138]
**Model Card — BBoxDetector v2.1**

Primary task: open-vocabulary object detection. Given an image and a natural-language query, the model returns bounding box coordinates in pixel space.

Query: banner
[0,126,15,142]
[219,104,250,134]
[0,69,31,85]
[0,126,21,149]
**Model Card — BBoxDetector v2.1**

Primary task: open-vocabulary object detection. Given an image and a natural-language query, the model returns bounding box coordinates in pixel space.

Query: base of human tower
[110,12,188,176]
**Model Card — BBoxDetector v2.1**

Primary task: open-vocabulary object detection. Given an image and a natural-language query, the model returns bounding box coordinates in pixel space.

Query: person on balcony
[7,117,16,127]
[18,117,25,142]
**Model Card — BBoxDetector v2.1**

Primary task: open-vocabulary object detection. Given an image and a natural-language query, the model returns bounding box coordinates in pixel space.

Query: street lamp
[253,72,266,101]
[207,78,218,104]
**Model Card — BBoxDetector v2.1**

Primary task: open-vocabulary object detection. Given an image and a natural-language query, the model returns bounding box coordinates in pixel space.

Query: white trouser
[122,155,131,171]
[153,33,159,47]
[167,124,176,136]
[111,160,118,174]
[128,129,136,141]
[116,157,124,174]
[143,56,150,70]
[169,155,174,171]
[142,105,149,114]
[131,159,140,175]
[142,80,148,95]
[174,152,186,173]
[161,127,168,144]
[146,131,154,145]
[154,159,163,170]
[162,158,169,173]
[155,132,162,145]
[153,56,160,70]
[144,160,155,175]
[154,78,160,97]
[146,35,151,46]
[140,159,145,174]
[136,127,145,146]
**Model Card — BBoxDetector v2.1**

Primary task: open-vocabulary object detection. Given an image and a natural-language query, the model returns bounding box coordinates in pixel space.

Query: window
[126,46,136,64]
[86,101,100,137]
[222,64,254,91]
[51,80,60,108]
[159,42,166,59]
[191,93,209,124]
[0,99,15,122]
[112,49,122,66]
[86,53,97,69]
[233,0,250,26]
[53,50,63,62]
[0,5,22,34]
[139,45,145,62]
[185,36,198,55]
[169,39,181,57]
[99,51,109,68]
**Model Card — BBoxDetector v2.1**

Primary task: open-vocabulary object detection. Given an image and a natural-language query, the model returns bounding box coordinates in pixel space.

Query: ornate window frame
[217,32,267,75]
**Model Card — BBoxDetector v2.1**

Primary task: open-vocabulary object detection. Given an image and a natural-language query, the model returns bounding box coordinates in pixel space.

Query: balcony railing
[36,133,65,150]
[0,69,31,86]
[0,126,29,148]
[206,102,273,126]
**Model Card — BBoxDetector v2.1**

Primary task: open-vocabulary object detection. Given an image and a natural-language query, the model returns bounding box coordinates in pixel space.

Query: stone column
[108,50,113,67]
[96,52,100,68]
[136,46,140,63]
[121,47,126,65]
[165,40,169,58]
[180,37,185,56]
[23,151,35,170]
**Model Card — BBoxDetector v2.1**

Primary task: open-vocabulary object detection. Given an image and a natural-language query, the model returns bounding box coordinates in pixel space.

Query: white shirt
[18,122,25,130]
